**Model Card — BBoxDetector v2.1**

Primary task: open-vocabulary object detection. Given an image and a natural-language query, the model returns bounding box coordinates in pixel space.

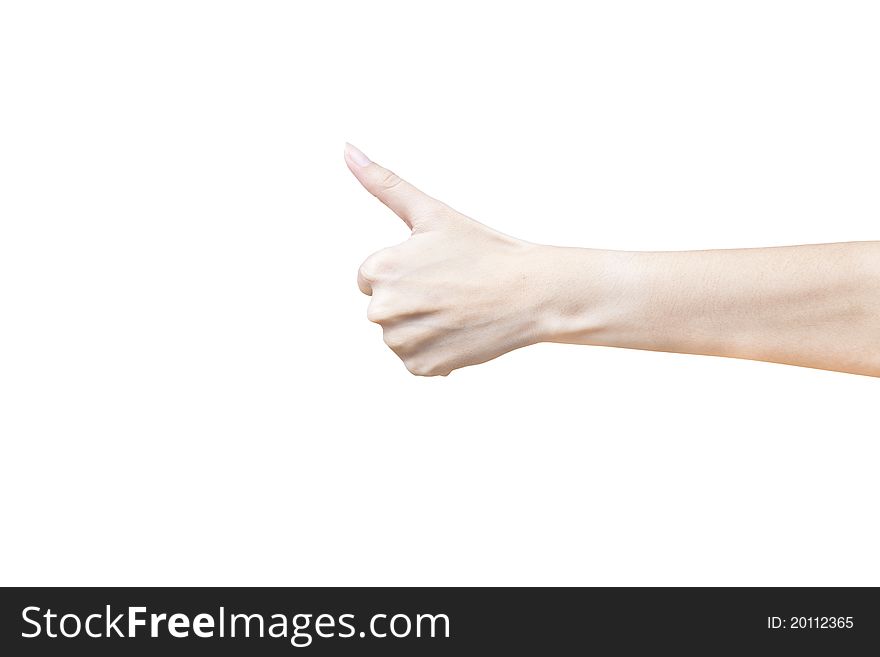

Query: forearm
[542,242,880,377]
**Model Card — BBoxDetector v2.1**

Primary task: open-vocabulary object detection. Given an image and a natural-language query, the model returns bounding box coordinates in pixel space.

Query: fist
[346,144,552,376]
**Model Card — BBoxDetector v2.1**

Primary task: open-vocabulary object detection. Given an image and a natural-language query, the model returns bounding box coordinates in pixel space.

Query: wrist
[530,245,646,347]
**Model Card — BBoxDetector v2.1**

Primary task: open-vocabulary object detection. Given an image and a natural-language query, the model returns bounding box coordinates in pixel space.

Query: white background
[1,1,878,586]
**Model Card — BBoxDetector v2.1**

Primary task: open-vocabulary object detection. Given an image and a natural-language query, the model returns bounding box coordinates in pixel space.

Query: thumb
[344,143,440,230]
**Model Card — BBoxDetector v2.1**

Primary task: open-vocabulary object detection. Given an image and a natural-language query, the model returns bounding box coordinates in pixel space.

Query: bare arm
[346,144,880,377]
[545,242,880,377]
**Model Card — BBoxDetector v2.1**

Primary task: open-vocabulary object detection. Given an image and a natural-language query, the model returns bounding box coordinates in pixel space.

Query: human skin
[345,143,880,378]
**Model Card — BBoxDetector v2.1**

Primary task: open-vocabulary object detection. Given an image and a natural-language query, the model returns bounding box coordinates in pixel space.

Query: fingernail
[345,142,371,167]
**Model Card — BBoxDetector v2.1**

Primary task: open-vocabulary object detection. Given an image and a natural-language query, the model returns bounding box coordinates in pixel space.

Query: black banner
[1,587,877,654]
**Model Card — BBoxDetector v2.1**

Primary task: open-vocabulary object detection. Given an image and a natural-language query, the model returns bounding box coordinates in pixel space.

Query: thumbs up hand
[348,143,880,379]
[346,143,587,377]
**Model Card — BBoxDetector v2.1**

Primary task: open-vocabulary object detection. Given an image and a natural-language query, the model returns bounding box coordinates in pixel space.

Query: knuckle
[358,259,379,283]
[357,274,372,296]
[366,298,392,324]
[366,305,383,324]
[377,170,403,193]
[382,330,407,351]
[405,359,444,377]
[358,247,397,283]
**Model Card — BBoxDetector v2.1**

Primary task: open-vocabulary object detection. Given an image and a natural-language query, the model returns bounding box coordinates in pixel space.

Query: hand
[347,143,880,378]
[346,143,564,376]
